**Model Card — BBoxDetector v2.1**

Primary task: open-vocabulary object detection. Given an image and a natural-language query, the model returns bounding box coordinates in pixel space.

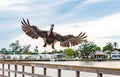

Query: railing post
[44,68,46,76]
[22,66,25,77]
[98,73,103,77]
[15,65,17,77]
[76,71,80,77]
[2,64,4,76]
[32,66,34,77]
[8,64,10,77]
[58,69,61,77]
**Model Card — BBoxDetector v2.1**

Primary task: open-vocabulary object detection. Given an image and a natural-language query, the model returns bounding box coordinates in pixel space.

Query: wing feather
[55,32,87,47]
[21,19,47,39]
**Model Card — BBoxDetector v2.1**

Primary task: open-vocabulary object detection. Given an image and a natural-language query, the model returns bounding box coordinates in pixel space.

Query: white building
[4,54,30,60]
[51,53,66,59]
[111,51,120,59]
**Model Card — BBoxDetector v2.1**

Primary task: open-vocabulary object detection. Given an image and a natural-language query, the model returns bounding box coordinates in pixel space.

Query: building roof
[95,52,105,55]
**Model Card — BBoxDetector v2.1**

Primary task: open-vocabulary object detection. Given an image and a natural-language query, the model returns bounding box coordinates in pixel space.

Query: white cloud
[0,0,27,8]
[53,0,105,24]
[84,0,104,4]
[80,12,120,46]
[82,12,120,37]
[0,0,28,13]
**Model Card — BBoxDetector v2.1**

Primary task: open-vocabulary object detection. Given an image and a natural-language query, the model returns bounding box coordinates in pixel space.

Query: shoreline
[0,58,120,62]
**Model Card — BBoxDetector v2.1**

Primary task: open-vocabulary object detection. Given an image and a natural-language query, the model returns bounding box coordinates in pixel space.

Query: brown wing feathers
[60,40,70,47]
[59,32,87,47]
[21,19,39,39]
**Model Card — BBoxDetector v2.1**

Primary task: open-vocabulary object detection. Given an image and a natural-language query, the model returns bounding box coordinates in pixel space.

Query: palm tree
[34,46,39,53]
[9,40,21,54]
[113,42,118,49]
[22,45,31,54]
[103,42,113,59]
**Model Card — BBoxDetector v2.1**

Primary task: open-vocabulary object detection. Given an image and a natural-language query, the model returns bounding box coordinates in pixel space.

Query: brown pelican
[21,19,87,49]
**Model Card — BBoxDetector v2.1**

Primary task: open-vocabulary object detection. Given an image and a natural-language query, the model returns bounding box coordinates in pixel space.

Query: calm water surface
[34,60,120,68]
[27,61,120,77]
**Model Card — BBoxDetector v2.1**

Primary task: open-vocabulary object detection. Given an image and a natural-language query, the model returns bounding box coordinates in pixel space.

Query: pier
[0,61,120,77]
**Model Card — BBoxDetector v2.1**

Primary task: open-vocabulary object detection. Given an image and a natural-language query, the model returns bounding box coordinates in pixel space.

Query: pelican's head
[51,24,54,30]
[48,24,54,36]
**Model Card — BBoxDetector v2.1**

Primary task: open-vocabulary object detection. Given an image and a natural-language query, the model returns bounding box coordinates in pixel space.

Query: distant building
[94,51,105,61]
[51,53,66,58]
[0,50,14,60]
[28,54,43,60]
[0,54,5,59]
[0,50,14,54]
[111,51,120,59]
[7,51,14,54]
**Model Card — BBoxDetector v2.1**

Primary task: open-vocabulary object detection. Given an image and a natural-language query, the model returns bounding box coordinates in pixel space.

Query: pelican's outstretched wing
[55,32,87,47]
[21,19,47,39]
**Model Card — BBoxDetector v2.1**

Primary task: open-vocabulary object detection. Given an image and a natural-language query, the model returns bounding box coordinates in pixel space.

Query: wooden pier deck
[0,61,120,77]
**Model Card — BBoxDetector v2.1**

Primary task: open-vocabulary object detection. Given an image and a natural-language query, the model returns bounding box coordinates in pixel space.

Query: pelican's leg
[43,42,47,58]
[52,44,58,61]
[44,47,47,58]
[52,43,56,52]
[52,44,55,49]
[43,42,47,48]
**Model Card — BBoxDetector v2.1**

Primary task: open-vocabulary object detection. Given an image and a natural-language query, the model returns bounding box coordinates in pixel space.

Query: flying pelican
[21,19,87,49]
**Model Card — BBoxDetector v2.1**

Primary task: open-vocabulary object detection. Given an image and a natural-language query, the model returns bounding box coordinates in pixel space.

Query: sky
[1,0,120,52]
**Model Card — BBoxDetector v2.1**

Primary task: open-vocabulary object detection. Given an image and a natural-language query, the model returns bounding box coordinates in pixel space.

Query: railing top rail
[0,61,120,70]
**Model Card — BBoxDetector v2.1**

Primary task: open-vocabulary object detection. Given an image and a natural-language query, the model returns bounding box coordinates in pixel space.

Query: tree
[63,48,75,58]
[113,42,118,48]
[103,42,113,51]
[57,50,63,53]
[78,40,100,59]
[46,50,63,54]
[34,46,39,53]
[21,45,31,54]
[112,42,119,51]
[103,42,113,59]
[92,46,101,51]
[74,50,80,58]
[9,40,21,54]
[9,40,31,54]
[1,48,7,54]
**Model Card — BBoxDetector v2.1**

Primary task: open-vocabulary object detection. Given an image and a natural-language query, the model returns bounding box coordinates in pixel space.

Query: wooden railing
[0,61,120,77]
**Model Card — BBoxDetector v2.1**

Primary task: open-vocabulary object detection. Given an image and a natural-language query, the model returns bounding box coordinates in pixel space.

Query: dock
[0,61,120,77]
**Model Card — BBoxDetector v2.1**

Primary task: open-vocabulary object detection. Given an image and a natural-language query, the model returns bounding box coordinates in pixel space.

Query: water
[32,61,120,77]
[0,61,120,77]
